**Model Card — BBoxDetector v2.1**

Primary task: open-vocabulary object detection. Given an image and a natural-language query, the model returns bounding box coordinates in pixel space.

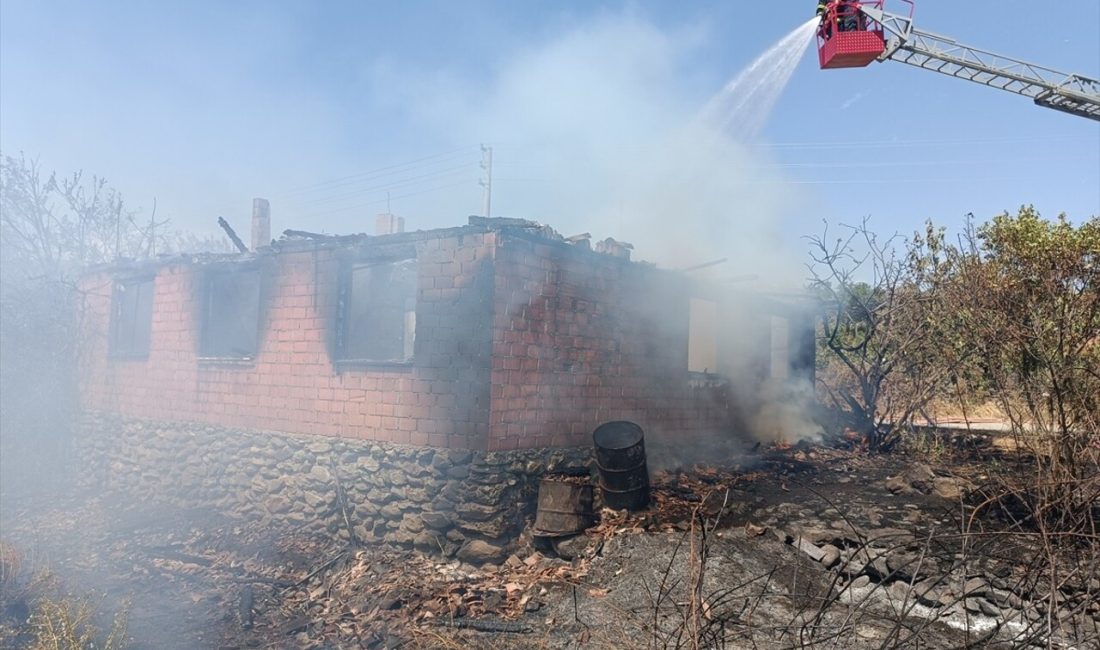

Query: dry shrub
[1,541,22,590]
[27,597,128,650]
[1,540,128,650]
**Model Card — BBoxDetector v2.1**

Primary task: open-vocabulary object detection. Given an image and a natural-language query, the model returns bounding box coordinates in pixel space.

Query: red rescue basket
[816,0,902,69]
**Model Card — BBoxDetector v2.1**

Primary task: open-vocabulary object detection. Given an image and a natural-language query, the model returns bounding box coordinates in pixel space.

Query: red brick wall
[82,227,763,454]
[487,232,735,452]
[81,231,496,450]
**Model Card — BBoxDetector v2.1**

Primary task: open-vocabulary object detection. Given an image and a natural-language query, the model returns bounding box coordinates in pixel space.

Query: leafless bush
[807,219,964,451]
[0,153,230,497]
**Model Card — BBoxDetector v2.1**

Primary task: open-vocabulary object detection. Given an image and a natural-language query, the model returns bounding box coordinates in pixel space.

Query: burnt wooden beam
[283,229,331,240]
[218,216,249,253]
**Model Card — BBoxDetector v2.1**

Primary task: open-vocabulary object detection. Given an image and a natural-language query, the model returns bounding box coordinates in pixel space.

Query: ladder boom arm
[860,6,1100,121]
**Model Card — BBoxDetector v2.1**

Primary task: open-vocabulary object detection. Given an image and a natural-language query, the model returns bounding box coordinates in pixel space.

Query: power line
[286,162,479,210]
[278,146,479,197]
[295,179,478,221]
[755,135,1083,150]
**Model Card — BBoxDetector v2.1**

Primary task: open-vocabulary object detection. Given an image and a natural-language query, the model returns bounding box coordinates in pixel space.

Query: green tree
[952,207,1099,481]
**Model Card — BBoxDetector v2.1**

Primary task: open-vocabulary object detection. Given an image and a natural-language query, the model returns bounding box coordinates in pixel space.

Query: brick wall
[487,232,736,452]
[81,230,496,450]
[81,225,804,455]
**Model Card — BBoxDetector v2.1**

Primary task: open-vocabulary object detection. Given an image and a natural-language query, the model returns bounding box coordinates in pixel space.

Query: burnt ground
[2,443,1097,649]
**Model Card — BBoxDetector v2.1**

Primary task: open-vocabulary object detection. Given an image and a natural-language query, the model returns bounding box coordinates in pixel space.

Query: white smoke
[373,13,825,458]
[380,12,815,285]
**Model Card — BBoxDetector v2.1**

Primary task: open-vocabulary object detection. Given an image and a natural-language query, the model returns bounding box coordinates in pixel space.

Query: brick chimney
[375,213,405,236]
[251,198,271,251]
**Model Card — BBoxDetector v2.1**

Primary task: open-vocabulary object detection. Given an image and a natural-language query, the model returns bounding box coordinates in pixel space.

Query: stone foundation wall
[77,413,591,562]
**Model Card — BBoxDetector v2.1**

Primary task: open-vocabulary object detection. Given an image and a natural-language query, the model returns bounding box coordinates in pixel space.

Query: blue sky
[2,1,1097,276]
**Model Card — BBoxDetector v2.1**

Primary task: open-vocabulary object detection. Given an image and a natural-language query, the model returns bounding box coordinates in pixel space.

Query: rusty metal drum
[533,476,594,537]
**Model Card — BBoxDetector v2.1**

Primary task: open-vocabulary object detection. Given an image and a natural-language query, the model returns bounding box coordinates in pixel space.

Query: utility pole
[479,144,493,218]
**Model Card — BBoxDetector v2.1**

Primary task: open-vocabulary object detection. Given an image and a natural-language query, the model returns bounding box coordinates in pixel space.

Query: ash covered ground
[2,440,1097,649]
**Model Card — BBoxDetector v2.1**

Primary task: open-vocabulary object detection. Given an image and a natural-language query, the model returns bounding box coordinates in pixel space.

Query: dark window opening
[200,268,261,359]
[338,258,417,364]
[110,277,155,358]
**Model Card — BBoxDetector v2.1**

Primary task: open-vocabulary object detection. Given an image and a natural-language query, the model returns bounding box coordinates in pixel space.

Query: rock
[868,555,891,580]
[413,531,444,551]
[384,469,408,487]
[456,539,508,565]
[400,514,426,533]
[936,588,959,607]
[450,450,474,465]
[550,535,589,561]
[887,580,914,602]
[459,515,511,539]
[307,441,332,454]
[795,537,825,562]
[309,465,331,483]
[885,463,936,495]
[965,597,1001,617]
[910,579,942,604]
[790,525,835,545]
[354,524,376,543]
[820,544,842,569]
[524,599,542,613]
[302,490,330,511]
[744,522,767,537]
[504,554,524,569]
[385,529,417,546]
[932,477,969,501]
[989,587,1025,610]
[849,575,872,589]
[445,465,471,480]
[420,511,452,530]
[884,475,913,495]
[963,577,988,597]
[368,488,397,504]
[908,463,935,487]
[455,503,500,523]
[403,487,431,503]
[885,551,920,581]
[264,495,292,514]
[466,483,510,506]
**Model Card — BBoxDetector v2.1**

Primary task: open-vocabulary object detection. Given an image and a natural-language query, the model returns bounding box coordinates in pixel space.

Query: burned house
[78,205,814,556]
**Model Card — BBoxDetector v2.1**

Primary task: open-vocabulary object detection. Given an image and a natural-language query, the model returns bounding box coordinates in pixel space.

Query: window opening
[110,277,154,358]
[200,268,261,359]
[338,258,417,363]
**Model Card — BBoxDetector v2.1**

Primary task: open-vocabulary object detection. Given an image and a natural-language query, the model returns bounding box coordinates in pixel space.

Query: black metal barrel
[593,421,650,510]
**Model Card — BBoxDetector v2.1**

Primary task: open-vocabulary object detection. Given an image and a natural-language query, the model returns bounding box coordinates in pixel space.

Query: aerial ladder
[816,0,1100,121]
